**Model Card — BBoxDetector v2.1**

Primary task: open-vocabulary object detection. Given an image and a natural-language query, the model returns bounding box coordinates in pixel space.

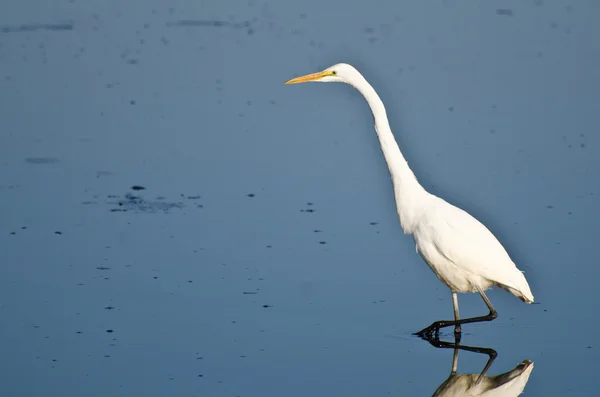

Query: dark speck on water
[131,185,146,191]
[105,306,114,310]
[1,22,74,33]
[54,231,62,235]
[247,193,255,197]
[107,192,184,213]
[167,19,253,36]
[496,9,514,16]
[96,266,110,270]
[106,330,114,333]
[25,157,59,164]
[319,241,326,245]
[262,304,271,308]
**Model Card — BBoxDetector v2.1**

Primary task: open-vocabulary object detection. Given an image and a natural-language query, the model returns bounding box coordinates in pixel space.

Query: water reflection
[422,335,534,396]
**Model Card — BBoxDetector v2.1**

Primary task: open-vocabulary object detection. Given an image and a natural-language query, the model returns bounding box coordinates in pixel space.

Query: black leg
[414,287,498,337]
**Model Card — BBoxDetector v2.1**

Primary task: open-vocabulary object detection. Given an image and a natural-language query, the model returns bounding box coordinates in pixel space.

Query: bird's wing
[425,198,524,290]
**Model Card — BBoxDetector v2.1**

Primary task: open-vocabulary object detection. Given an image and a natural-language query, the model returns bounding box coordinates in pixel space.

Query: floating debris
[1,22,73,33]
[25,157,59,164]
[107,192,184,213]
[496,9,514,17]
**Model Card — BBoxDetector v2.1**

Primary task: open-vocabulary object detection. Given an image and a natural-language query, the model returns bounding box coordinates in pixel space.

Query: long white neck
[350,75,429,234]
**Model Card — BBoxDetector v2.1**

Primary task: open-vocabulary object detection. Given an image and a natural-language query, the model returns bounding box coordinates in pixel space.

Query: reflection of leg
[452,292,461,335]
[422,332,498,385]
[415,287,498,337]
[451,344,458,375]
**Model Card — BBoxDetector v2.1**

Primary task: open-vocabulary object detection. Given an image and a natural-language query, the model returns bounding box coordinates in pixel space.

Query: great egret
[285,63,534,336]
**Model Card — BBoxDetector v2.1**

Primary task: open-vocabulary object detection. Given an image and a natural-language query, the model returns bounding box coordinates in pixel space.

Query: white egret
[285,63,534,335]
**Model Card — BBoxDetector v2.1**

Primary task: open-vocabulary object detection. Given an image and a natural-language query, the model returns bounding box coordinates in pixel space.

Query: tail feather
[506,286,534,303]
[499,268,534,303]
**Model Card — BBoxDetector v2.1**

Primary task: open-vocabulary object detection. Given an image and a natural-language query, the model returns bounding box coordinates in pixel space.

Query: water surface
[1,1,599,395]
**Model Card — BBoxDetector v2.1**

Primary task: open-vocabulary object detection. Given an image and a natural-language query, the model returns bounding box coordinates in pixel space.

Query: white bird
[285,63,534,335]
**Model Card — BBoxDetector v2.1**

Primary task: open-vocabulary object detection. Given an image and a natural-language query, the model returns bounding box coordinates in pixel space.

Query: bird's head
[285,63,361,85]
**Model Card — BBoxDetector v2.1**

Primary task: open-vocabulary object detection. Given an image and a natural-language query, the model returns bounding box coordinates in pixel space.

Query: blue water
[1,1,599,395]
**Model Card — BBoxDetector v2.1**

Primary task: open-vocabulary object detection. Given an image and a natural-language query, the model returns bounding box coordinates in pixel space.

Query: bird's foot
[414,321,444,338]
[414,320,461,338]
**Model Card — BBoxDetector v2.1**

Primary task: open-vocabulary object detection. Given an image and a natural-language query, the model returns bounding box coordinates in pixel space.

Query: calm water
[1,1,599,395]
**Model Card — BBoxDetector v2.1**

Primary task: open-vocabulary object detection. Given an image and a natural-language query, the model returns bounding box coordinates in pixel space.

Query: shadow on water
[420,334,534,396]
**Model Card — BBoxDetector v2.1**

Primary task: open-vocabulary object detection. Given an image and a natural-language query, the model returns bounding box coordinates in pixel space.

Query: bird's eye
[331,71,337,75]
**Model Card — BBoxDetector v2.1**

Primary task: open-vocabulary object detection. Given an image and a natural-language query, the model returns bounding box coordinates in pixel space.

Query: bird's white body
[411,193,533,301]
[285,63,534,329]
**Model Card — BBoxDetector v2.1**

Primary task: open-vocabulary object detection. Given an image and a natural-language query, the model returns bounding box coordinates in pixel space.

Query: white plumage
[286,63,534,334]
[413,195,533,302]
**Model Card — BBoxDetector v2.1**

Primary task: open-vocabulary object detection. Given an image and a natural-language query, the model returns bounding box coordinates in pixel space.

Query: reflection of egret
[422,334,534,396]
[285,64,534,335]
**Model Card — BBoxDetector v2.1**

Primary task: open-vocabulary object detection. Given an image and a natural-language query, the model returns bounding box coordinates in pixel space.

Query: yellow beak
[285,70,334,84]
